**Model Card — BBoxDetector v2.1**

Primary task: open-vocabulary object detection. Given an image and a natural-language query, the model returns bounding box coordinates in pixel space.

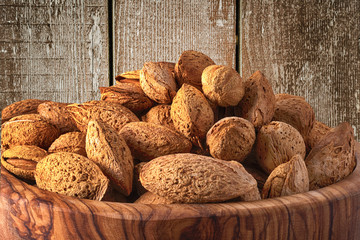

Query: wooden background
[0,0,359,138]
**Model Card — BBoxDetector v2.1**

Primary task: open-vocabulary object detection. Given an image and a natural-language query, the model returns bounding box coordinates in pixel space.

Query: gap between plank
[108,0,114,86]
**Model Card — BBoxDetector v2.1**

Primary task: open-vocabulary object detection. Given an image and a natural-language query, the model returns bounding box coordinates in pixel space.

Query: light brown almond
[140,62,177,104]
[170,84,214,147]
[35,152,109,200]
[86,119,134,196]
[202,65,244,107]
[140,153,258,203]
[119,122,192,161]
[234,70,275,129]
[304,120,332,152]
[255,121,306,174]
[262,154,309,198]
[141,105,175,130]
[175,50,215,90]
[305,122,356,190]
[48,132,86,156]
[1,99,48,123]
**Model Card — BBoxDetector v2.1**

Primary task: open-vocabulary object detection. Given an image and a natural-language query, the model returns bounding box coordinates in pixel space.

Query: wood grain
[241,0,360,139]
[113,0,236,75]
[1,144,360,239]
[0,0,109,118]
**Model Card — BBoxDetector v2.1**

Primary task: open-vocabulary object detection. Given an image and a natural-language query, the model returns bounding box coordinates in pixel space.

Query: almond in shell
[140,153,259,203]
[48,132,86,157]
[35,152,109,200]
[170,84,214,148]
[141,105,175,130]
[86,119,134,196]
[1,99,48,123]
[305,122,356,190]
[119,122,192,161]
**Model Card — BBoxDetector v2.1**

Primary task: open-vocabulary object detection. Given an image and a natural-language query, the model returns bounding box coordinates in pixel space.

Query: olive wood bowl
[1,143,360,240]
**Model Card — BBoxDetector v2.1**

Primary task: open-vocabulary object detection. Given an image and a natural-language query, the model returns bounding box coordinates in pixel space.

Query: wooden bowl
[1,144,360,240]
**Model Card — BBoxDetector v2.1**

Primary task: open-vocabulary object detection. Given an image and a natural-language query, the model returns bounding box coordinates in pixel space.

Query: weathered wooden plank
[241,0,360,139]
[0,0,109,118]
[113,0,236,75]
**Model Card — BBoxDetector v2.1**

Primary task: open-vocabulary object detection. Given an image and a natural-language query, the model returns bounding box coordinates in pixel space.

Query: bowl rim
[1,143,360,221]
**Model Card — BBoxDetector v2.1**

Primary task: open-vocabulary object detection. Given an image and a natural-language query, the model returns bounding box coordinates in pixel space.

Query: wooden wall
[1,0,359,138]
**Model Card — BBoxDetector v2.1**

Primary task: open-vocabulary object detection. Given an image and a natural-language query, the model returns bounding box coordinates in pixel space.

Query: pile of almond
[1,50,356,204]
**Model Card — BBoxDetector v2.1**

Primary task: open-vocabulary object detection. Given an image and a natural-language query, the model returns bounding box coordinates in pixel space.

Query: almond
[1,99,48,123]
[255,121,306,174]
[305,122,356,190]
[140,153,258,203]
[66,101,139,133]
[119,122,192,161]
[262,154,309,198]
[140,62,177,104]
[1,145,48,180]
[206,117,255,162]
[175,50,215,90]
[35,152,109,200]
[273,93,315,139]
[170,84,214,147]
[304,120,332,152]
[100,83,154,114]
[37,101,77,133]
[141,105,175,130]
[48,132,86,157]
[1,114,60,150]
[234,70,275,129]
[202,65,244,107]
[86,119,134,196]
[135,191,175,204]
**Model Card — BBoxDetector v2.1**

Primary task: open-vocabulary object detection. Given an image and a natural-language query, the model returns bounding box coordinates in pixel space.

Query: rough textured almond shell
[140,62,177,104]
[115,69,141,80]
[262,154,309,198]
[273,94,315,139]
[304,120,332,152]
[35,152,109,200]
[305,122,355,190]
[135,191,175,204]
[1,99,48,123]
[234,70,275,129]
[119,122,192,161]
[48,132,86,156]
[201,65,244,107]
[100,83,154,113]
[140,153,258,203]
[175,50,215,90]
[206,117,256,162]
[255,121,306,174]
[1,117,60,151]
[86,119,134,196]
[141,105,175,130]
[170,84,214,147]
[1,145,48,180]
[37,101,77,133]
[66,101,139,133]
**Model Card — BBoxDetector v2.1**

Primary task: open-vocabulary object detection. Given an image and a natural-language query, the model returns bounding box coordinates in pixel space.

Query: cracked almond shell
[35,152,109,200]
[119,122,192,161]
[86,119,134,196]
[140,153,258,203]
[305,122,356,190]
[37,101,77,133]
[48,132,87,157]
[201,65,244,107]
[1,145,48,180]
[234,70,275,129]
[175,50,215,90]
[262,154,309,198]
[1,114,60,150]
[170,84,214,147]
[140,62,177,104]
[255,121,306,174]
[206,117,255,162]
